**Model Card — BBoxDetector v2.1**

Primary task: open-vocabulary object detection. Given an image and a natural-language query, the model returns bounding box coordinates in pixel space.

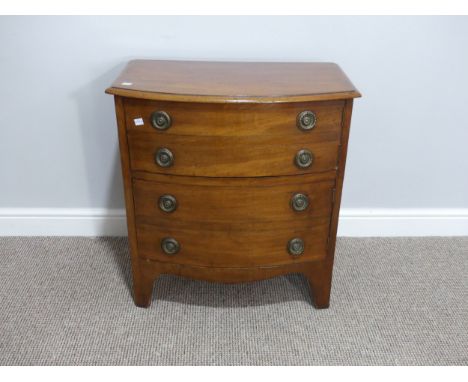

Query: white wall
[1,16,467,235]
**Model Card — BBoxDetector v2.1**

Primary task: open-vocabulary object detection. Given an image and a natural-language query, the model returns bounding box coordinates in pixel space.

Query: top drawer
[124,99,344,139]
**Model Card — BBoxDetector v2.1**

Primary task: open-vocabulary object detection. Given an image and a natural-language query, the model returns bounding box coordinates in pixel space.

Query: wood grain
[133,174,335,224]
[105,60,361,103]
[127,132,340,177]
[326,99,354,262]
[107,60,359,309]
[137,258,339,308]
[124,98,344,138]
[113,96,149,307]
[136,217,330,267]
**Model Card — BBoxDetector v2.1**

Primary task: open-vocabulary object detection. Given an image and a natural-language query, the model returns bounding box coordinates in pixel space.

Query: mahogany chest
[106,60,360,308]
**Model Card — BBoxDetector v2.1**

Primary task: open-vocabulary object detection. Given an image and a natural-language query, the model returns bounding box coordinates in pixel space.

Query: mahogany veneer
[106,60,360,308]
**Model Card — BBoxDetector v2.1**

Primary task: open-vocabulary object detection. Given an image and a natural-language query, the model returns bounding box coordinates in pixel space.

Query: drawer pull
[295,149,314,169]
[151,111,172,130]
[291,193,309,212]
[161,237,180,255]
[297,111,316,131]
[155,148,174,167]
[159,194,177,213]
[287,238,304,257]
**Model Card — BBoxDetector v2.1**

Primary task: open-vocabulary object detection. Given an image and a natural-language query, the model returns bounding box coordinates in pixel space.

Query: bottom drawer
[136,218,330,267]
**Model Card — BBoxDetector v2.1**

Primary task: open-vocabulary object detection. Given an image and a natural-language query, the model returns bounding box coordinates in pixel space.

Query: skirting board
[0,208,467,237]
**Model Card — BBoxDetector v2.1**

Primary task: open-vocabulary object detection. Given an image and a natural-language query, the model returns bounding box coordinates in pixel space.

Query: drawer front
[136,218,330,267]
[124,99,344,139]
[133,174,335,225]
[127,132,339,177]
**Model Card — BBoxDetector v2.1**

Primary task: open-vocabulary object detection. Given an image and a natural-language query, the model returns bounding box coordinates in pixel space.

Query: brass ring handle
[297,111,316,131]
[287,238,305,257]
[291,193,309,212]
[155,148,174,168]
[159,194,177,213]
[151,111,172,130]
[295,149,314,169]
[161,237,180,255]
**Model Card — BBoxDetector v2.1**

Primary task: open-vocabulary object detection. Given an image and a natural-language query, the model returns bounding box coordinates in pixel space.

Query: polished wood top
[106,60,361,103]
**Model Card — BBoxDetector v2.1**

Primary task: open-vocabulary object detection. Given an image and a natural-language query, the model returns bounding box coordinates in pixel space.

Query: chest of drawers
[106,60,360,308]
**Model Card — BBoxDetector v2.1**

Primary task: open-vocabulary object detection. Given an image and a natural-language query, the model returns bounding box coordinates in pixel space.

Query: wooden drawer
[136,217,330,267]
[124,99,344,139]
[127,131,340,177]
[133,173,335,225]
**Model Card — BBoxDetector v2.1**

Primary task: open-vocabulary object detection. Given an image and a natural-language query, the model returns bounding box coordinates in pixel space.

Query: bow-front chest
[106,60,360,308]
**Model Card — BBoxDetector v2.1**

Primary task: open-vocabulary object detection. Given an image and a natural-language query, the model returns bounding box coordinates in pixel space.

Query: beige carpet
[0,237,467,365]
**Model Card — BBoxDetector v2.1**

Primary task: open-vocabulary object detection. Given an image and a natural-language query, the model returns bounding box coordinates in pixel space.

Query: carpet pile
[0,237,466,365]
